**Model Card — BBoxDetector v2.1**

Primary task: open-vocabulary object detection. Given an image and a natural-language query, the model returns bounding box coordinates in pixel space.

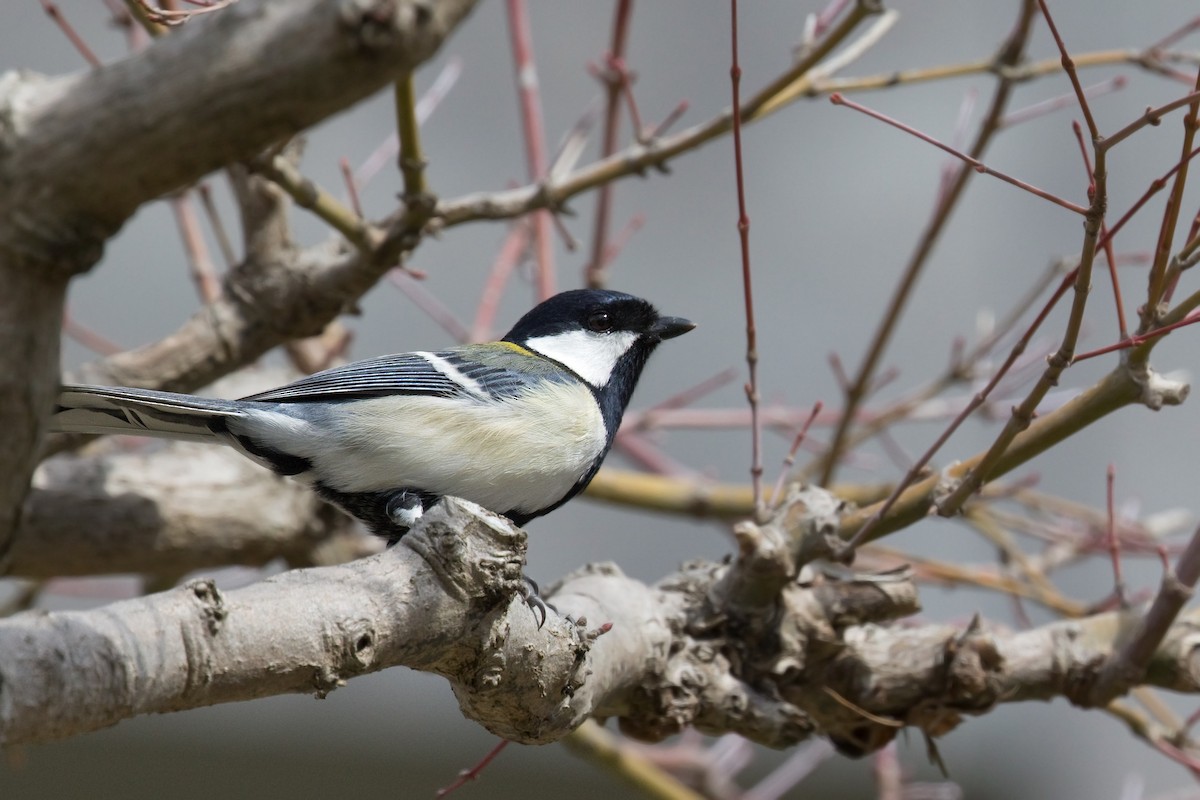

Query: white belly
[262,381,607,514]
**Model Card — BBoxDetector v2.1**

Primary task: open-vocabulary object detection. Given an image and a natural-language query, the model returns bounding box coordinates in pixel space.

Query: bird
[52,289,695,543]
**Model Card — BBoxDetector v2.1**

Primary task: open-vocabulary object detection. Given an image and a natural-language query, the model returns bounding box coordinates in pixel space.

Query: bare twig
[169,192,222,303]
[436,740,511,798]
[584,0,635,288]
[1087,523,1200,705]
[935,1,1107,516]
[505,0,555,300]
[729,0,765,519]
[817,1,1039,488]
[39,0,102,67]
[394,73,428,199]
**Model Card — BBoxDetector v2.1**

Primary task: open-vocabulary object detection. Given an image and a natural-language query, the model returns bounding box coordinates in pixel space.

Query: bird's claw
[520,576,556,629]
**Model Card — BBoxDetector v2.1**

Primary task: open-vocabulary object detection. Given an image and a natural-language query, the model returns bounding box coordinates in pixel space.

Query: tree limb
[5,495,1199,754]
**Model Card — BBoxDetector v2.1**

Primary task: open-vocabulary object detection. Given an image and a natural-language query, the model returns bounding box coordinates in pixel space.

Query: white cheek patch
[523,330,640,387]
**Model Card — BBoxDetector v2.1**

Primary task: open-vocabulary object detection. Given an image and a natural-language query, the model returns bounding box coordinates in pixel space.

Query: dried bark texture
[4,493,1200,751]
[0,0,479,560]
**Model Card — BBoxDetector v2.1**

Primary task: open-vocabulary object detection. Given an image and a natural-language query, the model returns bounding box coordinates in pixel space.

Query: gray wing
[239,346,559,403]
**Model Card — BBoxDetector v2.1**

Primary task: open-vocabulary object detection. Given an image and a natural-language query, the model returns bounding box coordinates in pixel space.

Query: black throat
[592,341,655,448]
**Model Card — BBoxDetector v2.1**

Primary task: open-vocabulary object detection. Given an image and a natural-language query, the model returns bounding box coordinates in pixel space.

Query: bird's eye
[585,310,613,333]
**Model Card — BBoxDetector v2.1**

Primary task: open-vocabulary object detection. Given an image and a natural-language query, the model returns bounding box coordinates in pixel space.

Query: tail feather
[53,385,243,443]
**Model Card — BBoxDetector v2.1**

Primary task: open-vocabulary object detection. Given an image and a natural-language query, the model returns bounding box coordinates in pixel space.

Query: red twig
[436,740,510,798]
[197,183,235,269]
[169,193,221,304]
[771,402,823,507]
[729,0,765,518]
[811,0,853,41]
[1099,145,1200,252]
[505,0,555,300]
[845,267,1078,550]
[830,93,1088,216]
[1037,0,1100,141]
[645,100,690,140]
[39,0,101,67]
[614,429,699,478]
[389,271,471,344]
[1148,16,1200,53]
[471,221,533,342]
[1072,307,1200,361]
[629,368,740,438]
[103,0,153,49]
[62,309,123,356]
[584,0,635,288]
[936,88,977,206]
[1001,77,1127,129]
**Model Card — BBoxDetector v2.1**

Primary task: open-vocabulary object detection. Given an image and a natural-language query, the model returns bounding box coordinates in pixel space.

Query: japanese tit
[53,289,695,542]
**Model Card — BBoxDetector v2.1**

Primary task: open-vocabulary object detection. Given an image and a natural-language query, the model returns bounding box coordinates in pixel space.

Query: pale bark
[4,496,1199,751]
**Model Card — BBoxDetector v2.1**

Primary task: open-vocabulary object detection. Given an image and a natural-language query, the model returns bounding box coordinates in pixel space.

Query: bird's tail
[53,385,244,443]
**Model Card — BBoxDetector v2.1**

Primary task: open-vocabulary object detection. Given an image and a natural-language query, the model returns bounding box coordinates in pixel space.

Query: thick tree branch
[0,0,478,276]
[4,496,1199,754]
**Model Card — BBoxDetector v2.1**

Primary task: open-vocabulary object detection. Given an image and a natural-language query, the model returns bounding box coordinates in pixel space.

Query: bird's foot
[520,576,557,629]
[385,489,427,530]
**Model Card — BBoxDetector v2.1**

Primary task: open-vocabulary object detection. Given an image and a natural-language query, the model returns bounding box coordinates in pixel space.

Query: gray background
[3,1,1199,797]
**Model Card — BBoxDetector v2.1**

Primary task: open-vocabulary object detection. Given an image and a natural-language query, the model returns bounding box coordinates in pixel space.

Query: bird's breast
[293,381,609,514]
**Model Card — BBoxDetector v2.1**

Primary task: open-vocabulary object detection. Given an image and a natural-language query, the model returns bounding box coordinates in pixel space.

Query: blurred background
[4,1,1200,797]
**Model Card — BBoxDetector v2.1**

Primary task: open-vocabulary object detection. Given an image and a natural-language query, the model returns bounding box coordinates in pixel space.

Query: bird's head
[504,289,694,394]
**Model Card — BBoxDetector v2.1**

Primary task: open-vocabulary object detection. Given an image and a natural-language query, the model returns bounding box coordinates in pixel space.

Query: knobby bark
[4,491,1200,751]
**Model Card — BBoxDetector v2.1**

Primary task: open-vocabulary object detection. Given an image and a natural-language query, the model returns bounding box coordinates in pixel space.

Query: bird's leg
[385,489,429,530]
[519,575,557,628]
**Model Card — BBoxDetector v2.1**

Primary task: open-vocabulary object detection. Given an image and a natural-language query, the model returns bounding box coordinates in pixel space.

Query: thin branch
[1037,0,1100,140]
[1106,463,1128,606]
[435,1,885,230]
[169,191,222,303]
[1140,77,1200,326]
[1087,523,1200,705]
[197,182,236,268]
[505,0,555,300]
[394,73,428,199]
[39,0,102,67]
[584,0,635,289]
[250,153,382,252]
[470,221,532,342]
[935,2,1108,515]
[817,1,1039,488]
[829,93,1086,216]
[729,0,765,518]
